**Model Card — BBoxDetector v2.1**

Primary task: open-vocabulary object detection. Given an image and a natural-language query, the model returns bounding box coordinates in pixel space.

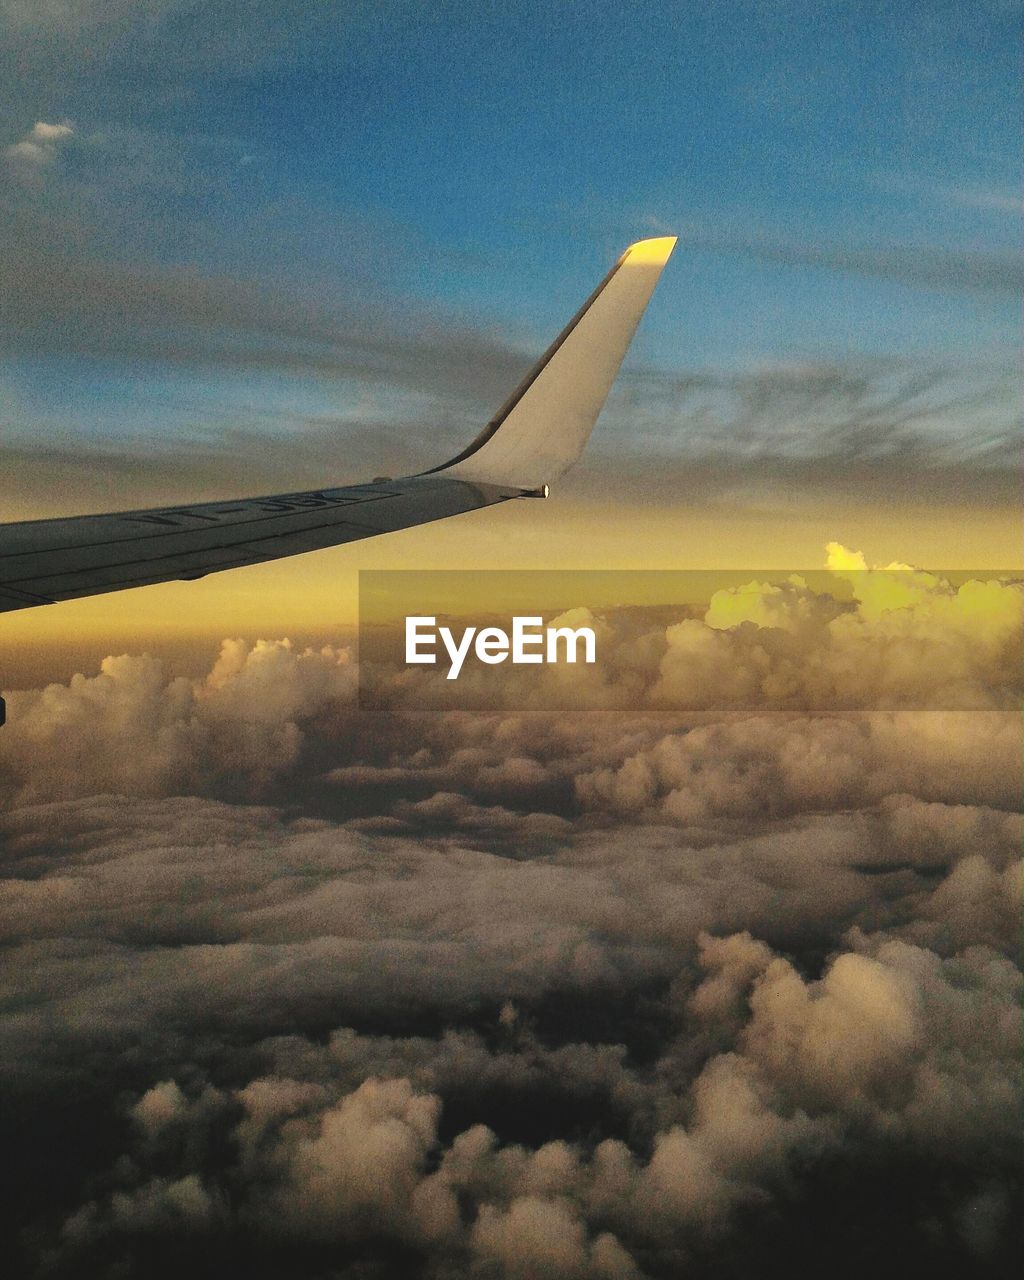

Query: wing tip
[622,235,678,265]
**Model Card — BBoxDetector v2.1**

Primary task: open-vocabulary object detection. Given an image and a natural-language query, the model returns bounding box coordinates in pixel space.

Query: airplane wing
[0,236,676,616]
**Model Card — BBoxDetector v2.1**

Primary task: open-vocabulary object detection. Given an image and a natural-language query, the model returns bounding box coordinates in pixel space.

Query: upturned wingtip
[622,235,678,265]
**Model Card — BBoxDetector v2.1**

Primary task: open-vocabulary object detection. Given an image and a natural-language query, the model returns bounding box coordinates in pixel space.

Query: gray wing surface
[0,476,522,613]
[0,236,675,616]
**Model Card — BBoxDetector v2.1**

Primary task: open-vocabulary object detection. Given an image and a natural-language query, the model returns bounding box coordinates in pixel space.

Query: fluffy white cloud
[0,638,356,802]
[4,119,74,168]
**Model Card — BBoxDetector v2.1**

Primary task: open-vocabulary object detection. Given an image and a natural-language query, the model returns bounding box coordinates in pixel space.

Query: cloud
[876,173,1024,218]
[585,356,1022,514]
[27,121,74,142]
[4,119,74,172]
[0,239,525,406]
[131,1079,189,1136]
[2,554,1021,812]
[0,637,357,803]
[13,350,1005,534]
[947,188,1024,216]
[4,350,1019,522]
[669,218,1024,297]
[27,916,1018,1275]
[0,1,362,81]
[268,1076,442,1240]
[0,547,1020,1276]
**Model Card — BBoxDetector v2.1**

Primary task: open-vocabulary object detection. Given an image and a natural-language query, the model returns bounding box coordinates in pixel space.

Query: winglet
[427,236,676,490]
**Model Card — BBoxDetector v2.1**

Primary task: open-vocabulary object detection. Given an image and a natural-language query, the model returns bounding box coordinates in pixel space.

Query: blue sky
[1,0,1020,494]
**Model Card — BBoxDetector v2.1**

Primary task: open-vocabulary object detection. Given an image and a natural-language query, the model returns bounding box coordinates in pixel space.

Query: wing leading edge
[0,236,676,616]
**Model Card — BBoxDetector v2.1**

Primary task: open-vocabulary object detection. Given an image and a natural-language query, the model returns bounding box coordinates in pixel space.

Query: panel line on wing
[0,490,406,559]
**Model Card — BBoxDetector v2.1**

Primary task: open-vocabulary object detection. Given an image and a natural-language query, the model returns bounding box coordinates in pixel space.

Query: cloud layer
[1,548,1020,1278]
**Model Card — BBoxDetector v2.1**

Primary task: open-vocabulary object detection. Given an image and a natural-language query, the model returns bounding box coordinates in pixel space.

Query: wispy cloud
[578,356,1022,513]
[2,353,1018,521]
[670,219,1024,296]
[871,172,1024,218]
[0,242,527,402]
[947,186,1024,216]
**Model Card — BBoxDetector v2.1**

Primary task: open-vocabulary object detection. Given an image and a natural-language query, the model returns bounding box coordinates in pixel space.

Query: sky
[0,8,1022,1278]
[1,0,1021,656]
